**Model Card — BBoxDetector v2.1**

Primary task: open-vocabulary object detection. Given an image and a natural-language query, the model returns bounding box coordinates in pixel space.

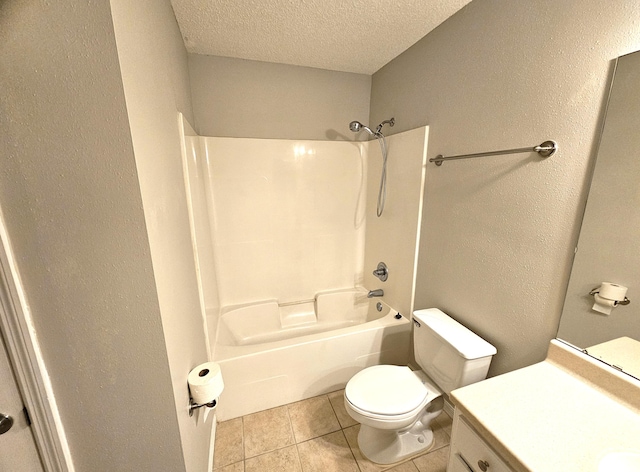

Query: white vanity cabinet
[446,340,640,471]
[448,411,514,472]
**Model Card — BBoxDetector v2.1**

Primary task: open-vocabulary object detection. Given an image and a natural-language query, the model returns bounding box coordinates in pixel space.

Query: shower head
[349,118,395,136]
[349,121,375,135]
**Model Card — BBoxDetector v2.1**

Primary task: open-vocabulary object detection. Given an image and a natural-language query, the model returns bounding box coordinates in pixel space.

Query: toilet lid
[345,365,428,416]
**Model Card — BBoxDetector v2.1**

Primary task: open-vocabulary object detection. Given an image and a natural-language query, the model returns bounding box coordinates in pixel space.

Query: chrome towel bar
[430,140,557,166]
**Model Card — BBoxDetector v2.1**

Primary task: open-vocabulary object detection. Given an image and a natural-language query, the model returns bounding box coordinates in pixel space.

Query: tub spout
[367,289,384,298]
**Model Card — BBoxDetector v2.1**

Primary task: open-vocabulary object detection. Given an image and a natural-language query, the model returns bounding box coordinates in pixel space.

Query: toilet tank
[413,308,497,394]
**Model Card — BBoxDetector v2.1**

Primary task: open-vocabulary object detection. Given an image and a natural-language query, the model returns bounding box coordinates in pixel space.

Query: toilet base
[356,399,443,465]
[357,419,434,465]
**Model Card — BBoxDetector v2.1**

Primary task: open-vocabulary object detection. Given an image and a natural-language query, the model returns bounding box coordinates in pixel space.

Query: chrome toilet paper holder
[189,396,217,417]
[187,362,224,417]
[589,287,631,306]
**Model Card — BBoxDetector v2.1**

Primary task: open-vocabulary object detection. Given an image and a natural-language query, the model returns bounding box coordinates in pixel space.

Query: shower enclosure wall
[180,116,429,419]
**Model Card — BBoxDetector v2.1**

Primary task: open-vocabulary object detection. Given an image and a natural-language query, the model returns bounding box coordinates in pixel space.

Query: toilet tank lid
[413,308,497,360]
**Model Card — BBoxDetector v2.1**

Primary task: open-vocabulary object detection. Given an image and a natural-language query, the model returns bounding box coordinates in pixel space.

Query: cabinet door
[449,453,475,472]
[448,412,513,472]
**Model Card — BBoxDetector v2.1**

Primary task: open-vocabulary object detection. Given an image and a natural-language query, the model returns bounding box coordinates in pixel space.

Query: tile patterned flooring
[213,389,452,472]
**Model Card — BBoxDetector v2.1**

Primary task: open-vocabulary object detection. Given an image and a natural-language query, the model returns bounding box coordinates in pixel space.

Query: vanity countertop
[450,339,640,472]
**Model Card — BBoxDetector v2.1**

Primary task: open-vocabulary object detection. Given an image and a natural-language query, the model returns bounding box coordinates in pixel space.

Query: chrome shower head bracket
[375,118,395,135]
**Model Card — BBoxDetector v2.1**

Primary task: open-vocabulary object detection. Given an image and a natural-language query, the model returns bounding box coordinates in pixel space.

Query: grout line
[326,392,339,417]
[327,392,364,471]
[284,401,298,444]
[240,415,246,462]
[243,443,303,470]
[325,391,345,430]
[294,441,305,472]
[339,429,363,472]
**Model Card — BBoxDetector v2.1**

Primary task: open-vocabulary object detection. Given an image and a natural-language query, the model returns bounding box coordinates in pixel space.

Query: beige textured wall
[109,1,211,471]
[0,2,185,470]
[370,0,640,376]
[188,54,371,140]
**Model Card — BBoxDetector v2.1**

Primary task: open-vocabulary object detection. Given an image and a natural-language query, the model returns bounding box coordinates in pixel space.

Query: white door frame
[0,211,73,472]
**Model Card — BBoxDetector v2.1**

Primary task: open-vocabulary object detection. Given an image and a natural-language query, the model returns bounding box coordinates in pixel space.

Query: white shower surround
[182,128,429,419]
[199,136,367,307]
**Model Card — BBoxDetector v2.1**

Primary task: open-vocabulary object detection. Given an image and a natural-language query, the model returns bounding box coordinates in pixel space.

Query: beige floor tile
[434,411,453,437]
[297,431,359,472]
[288,395,341,442]
[327,389,358,429]
[430,422,450,451]
[243,406,295,459]
[214,418,244,469]
[387,462,420,472]
[413,446,450,472]
[245,445,302,472]
[215,461,244,472]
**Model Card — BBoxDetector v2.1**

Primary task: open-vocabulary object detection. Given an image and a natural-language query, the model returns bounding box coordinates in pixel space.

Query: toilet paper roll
[598,282,628,302]
[202,405,215,424]
[593,293,616,315]
[188,362,224,405]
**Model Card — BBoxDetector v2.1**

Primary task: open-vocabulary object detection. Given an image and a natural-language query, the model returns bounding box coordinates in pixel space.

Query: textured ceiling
[170,0,472,74]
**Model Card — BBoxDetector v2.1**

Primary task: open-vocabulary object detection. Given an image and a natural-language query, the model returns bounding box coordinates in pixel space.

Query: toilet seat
[345,396,430,424]
[345,365,429,417]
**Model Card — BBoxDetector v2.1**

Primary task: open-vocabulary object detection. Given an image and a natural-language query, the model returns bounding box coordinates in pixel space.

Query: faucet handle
[372,262,388,282]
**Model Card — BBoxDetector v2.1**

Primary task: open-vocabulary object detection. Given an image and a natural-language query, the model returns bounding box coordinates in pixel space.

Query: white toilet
[344,308,497,465]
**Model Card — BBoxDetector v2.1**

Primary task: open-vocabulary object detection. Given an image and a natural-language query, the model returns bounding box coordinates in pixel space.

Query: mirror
[557,50,640,380]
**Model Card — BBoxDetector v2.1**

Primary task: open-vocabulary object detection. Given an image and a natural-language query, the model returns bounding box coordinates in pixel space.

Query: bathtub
[211,288,411,421]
